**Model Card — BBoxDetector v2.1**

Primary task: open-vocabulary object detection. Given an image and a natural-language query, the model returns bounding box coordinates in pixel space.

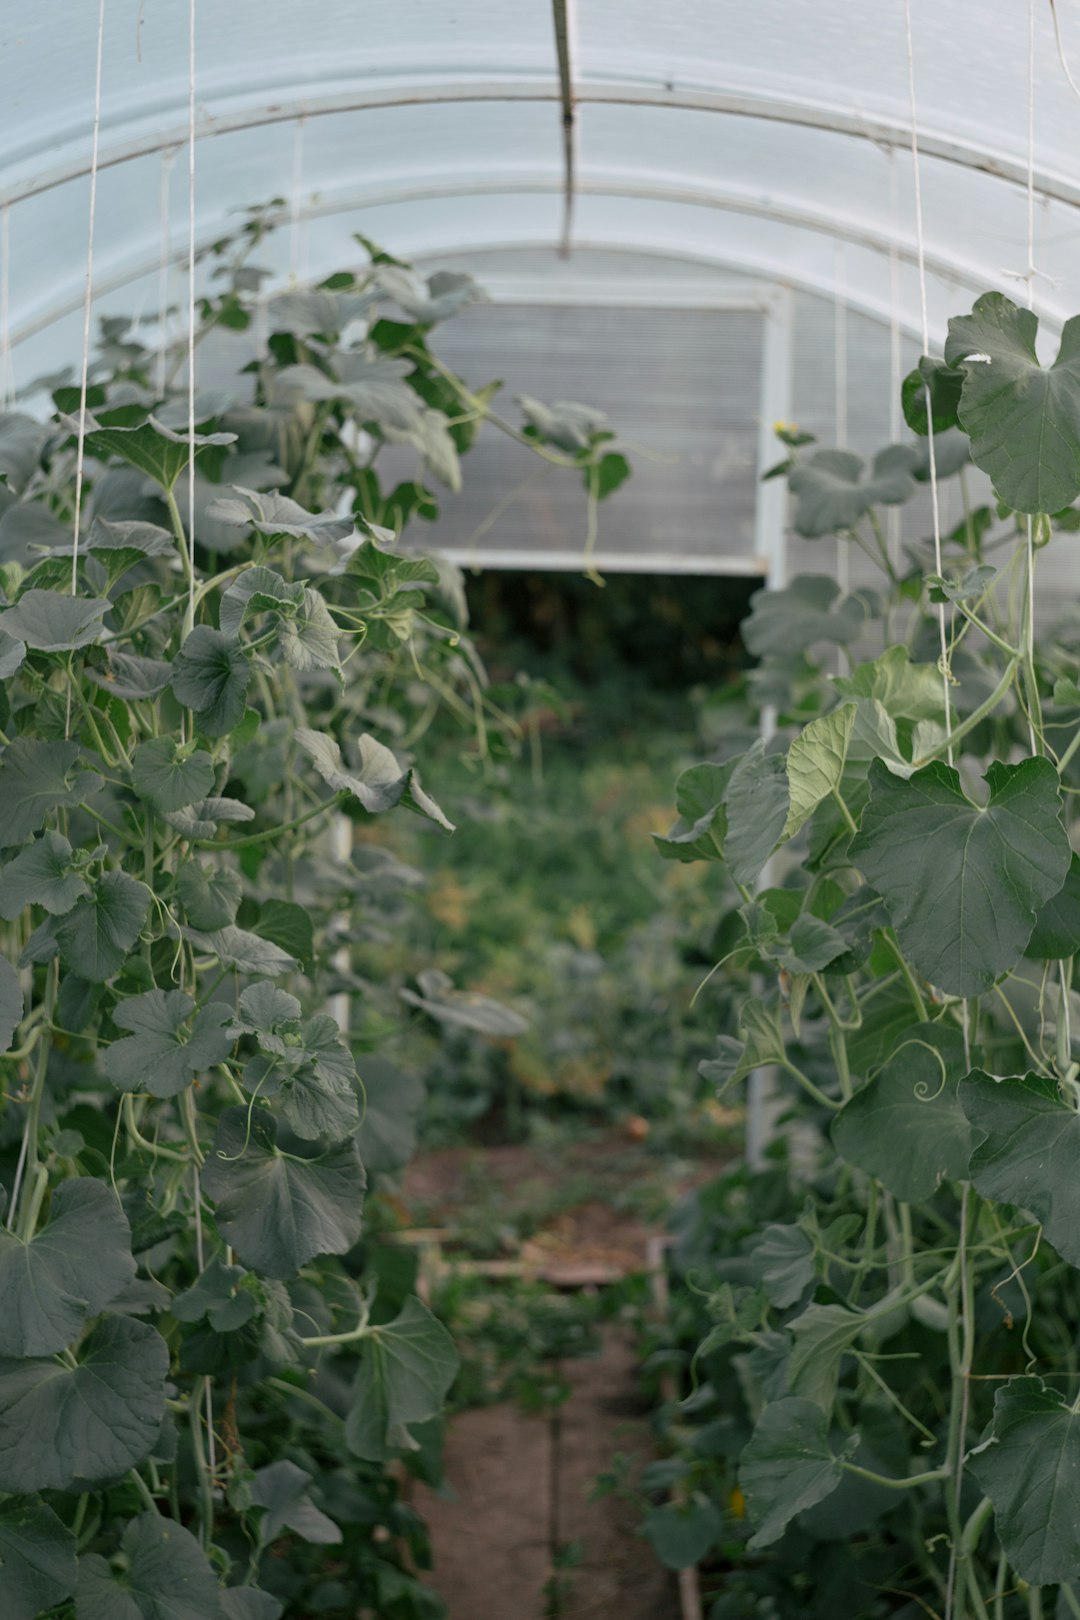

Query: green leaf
[69,406,236,493]
[742,575,866,659]
[218,566,303,636]
[295,728,453,831]
[779,914,849,974]
[277,352,423,433]
[832,1023,976,1202]
[246,1016,360,1143]
[788,446,917,537]
[960,1069,1080,1267]
[748,1224,816,1309]
[786,1303,865,1409]
[278,588,341,672]
[0,832,90,919]
[739,1399,858,1550]
[944,292,1080,512]
[249,1460,341,1545]
[400,969,529,1036]
[171,628,251,737]
[1026,851,1080,958]
[132,738,216,813]
[0,956,22,1054]
[0,739,89,849]
[0,1497,76,1620]
[75,1511,222,1620]
[187,925,297,977]
[832,646,946,724]
[344,1297,459,1461]
[652,761,732,864]
[103,990,233,1098]
[850,757,1070,996]
[86,649,172,701]
[206,485,358,545]
[969,1377,1080,1585]
[219,1590,282,1620]
[517,395,606,451]
[0,592,109,652]
[255,899,314,972]
[54,871,151,982]
[901,354,964,435]
[176,862,242,930]
[0,1315,167,1491]
[164,798,255,839]
[784,705,856,839]
[0,1180,135,1356]
[0,629,25,677]
[202,1108,366,1278]
[642,1499,723,1570]
[723,740,789,887]
[355,1055,425,1175]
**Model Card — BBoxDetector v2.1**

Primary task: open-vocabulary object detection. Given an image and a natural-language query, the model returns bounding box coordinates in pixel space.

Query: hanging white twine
[70,0,107,595]
[185,0,197,638]
[0,206,12,411]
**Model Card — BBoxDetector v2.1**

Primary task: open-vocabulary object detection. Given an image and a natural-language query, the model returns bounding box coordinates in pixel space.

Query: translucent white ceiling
[4,0,1080,388]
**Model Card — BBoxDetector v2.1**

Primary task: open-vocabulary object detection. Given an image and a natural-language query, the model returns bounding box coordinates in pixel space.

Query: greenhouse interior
[8,3,1080,1618]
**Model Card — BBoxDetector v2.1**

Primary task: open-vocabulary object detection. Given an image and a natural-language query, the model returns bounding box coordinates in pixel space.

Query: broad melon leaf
[786,1303,867,1410]
[295,727,453,831]
[944,292,1080,513]
[103,989,234,1098]
[0,1315,168,1491]
[0,591,109,652]
[723,740,789,888]
[186,925,297,977]
[66,406,236,493]
[344,1296,459,1461]
[788,445,917,537]
[0,1180,136,1356]
[0,1496,77,1620]
[249,1460,341,1545]
[171,628,251,737]
[784,706,857,840]
[970,1378,1080,1586]
[960,1070,1080,1268]
[0,831,90,919]
[739,1398,858,1550]
[642,1499,723,1571]
[132,738,216,813]
[0,738,87,849]
[652,761,733,864]
[75,1511,222,1620]
[747,1224,816,1309]
[54,871,151,982]
[742,575,866,659]
[1026,851,1080,959]
[176,862,242,930]
[202,1108,366,1278]
[832,1023,976,1202]
[206,485,358,545]
[355,1055,425,1175]
[850,757,1070,996]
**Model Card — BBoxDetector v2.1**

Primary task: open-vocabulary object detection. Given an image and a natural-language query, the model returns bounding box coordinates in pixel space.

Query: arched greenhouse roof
[2,1,1077,580]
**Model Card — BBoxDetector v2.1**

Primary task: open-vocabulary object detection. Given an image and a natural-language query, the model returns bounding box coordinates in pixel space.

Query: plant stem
[911,660,1019,770]
[193,794,342,850]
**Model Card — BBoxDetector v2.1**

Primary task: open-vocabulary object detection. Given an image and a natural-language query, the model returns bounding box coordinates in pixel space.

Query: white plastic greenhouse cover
[2,1,1079,577]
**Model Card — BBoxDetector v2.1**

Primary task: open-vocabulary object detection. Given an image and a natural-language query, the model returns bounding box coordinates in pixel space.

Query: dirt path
[414,1327,679,1620]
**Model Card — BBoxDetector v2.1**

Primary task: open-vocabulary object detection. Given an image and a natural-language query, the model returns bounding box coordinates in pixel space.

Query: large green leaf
[400,968,529,1036]
[70,406,236,493]
[132,739,216,813]
[295,728,453,831]
[0,739,89,849]
[54,871,151,982]
[742,575,867,659]
[747,1224,815,1309]
[0,955,23,1054]
[0,1497,76,1620]
[0,831,90,919]
[784,706,856,839]
[970,1377,1080,1585]
[206,486,357,545]
[944,292,1080,513]
[243,1015,360,1142]
[202,1108,366,1278]
[832,646,946,724]
[642,1499,723,1570]
[788,446,917,537]
[75,1511,222,1620]
[739,1398,858,1550]
[249,1460,341,1545]
[0,1315,167,1491]
[176,863,242,930]
[186,925,297,977]
[1026,851,1080,958]
[960,1070,1080,1267]
[0,1180,135,1356]
[652,761,732,864]
[0,592,109,652]
[723,740,789,887]
[171,628,251,738]
[786,1303,866,1410]
[103,989,233,1098]
[850,757,1070,996]
[344,1296,459,1461]
[832,1023,976,1202]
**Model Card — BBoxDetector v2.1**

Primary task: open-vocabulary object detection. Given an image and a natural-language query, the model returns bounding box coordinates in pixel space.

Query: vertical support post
[330,813,353,1034]
[746,285,793,1170]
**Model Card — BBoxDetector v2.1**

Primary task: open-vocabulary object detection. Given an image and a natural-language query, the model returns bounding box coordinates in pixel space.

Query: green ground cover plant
[653,291,1080,1618]
[0,214,626,1619]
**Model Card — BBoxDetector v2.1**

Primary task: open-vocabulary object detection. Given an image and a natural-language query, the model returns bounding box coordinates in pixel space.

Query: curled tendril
[890,1037,950,1102]
[214,1071,269,1163]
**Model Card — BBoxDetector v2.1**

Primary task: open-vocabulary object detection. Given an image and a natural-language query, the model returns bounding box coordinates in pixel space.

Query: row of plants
[0,212,628,1619]
[652,293,1080,1617]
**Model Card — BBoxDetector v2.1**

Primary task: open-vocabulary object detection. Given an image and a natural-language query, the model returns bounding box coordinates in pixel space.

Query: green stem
[193,794,342,850]
[830,786,859,836]
[911,659,1019,770]
[189,1378,215,1549]
[299,1298,371,1349]
[841,1461,948,1490]
[14,961,57,1234]
[884,935,929,1022]
[165,488,197,639]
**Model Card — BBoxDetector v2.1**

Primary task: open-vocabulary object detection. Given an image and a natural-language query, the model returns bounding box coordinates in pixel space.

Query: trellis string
[71,0,107,595]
